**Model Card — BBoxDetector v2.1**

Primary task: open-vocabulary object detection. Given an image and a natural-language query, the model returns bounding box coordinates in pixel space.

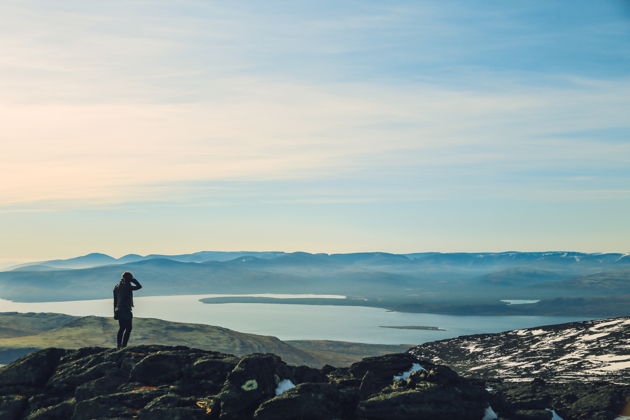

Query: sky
[1,0,629,263]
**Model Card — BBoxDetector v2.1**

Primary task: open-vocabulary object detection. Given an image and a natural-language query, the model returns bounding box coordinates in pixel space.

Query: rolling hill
[0,312,410,368]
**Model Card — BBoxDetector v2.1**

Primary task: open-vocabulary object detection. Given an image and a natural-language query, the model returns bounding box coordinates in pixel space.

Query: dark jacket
[113,280,142,311]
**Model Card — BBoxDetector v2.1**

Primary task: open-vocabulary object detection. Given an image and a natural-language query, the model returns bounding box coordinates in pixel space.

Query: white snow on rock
[546,408,565,420]
[581,332,610,341]
[481,405,498,420]
[393,363,426,381]
[275,379,295,395]
[410,316,630,384]
[592,319,626,329]
[595,361,630,371]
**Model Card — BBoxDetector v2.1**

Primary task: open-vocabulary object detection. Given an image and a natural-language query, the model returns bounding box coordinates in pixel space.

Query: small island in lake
[380,325,446,331]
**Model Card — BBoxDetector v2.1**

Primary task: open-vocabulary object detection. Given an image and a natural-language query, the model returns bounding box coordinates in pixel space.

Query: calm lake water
[0,294,590,345]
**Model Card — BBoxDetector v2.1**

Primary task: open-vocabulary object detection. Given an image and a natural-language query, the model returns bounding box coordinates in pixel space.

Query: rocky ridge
[410,316,630,384]
[0,345,629,420]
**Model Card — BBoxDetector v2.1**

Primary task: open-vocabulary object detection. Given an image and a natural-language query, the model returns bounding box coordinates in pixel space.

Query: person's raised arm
[130,278,142,291]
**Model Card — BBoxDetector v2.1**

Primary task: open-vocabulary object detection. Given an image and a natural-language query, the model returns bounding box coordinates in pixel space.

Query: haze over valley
[2,250,628,318]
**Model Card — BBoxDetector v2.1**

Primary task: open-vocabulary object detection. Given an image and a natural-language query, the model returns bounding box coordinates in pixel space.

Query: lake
[0,294,590,345]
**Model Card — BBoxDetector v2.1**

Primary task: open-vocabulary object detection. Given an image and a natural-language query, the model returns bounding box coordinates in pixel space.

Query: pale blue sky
[1,0,629,262]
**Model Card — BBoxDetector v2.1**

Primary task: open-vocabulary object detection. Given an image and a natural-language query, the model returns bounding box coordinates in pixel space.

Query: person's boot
[122,330,131,347]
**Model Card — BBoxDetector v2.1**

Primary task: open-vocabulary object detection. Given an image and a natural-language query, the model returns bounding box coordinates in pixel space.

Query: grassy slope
[287,340,412,367]
[0,312,77,338]
[0,313,408,367]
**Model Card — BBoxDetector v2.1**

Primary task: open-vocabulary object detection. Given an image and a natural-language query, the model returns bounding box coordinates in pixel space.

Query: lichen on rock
[242,379,258,391]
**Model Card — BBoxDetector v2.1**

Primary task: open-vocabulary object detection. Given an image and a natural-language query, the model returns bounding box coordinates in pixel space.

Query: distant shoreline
[198,295,626,318]
[198,296,377,308]
[380,325,446,331]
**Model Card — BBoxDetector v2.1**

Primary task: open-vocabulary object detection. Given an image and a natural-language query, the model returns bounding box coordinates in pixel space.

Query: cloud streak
[2,74,629,210]
[0,0,628,257]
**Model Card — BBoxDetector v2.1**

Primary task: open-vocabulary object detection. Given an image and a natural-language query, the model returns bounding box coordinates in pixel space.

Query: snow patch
[581,332,609,341]
[481,405,498,420]
[594,361,630,371]
[589,355,630,362]
[591,319,624,329]
[500,299,540,305]
[546,408,565,420]
[464,343,483,353]
[393,363,426,381]
[275,379,295,395]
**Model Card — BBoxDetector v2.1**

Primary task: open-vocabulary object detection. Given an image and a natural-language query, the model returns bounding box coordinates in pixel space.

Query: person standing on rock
[113,272,142,348]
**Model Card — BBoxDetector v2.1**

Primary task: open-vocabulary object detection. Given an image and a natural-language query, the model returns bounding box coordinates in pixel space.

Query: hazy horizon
[3,248,628,268]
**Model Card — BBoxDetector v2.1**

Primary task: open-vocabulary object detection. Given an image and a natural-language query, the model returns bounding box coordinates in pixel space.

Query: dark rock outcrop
[490,378,630,420]
[253,382,344,420]
[0,348,66,389]
[0,395,27,420]
[0,345,627,419]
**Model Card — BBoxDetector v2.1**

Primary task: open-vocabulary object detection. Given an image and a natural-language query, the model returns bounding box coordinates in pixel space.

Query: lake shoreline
[4,292,625,318]
[198,295,622,317]
[380,325,446,331]
[0,294,592,345]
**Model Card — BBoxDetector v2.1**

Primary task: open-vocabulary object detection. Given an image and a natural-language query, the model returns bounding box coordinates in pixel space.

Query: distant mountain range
[1,251,628,317]
[7,251,287,271]
[7,250,630,272]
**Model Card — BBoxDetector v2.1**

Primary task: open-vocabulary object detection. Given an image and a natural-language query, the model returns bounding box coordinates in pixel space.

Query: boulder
[72,388,163,420]
[498,382,551,410]
[46,350,113,395]
[496,380,630,420]
[253,382,343,420]
[0,394,28,420]
[74,372,128,401]
[180,355,240,395]
[0,348,66,388]
[358,370,382,399]
[410,365,460,386]
[511,409,552,420]
[129,352,189,385]
[140,393,218,419]
[292,365,327,384]
[355,354,489,420]
[349,353,419,382]
[24,398,75,420]
[218,353,293,419]
[357,388,487,420]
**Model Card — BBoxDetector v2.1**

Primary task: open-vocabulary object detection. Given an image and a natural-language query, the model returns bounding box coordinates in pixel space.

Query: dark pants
[116,310,133,348]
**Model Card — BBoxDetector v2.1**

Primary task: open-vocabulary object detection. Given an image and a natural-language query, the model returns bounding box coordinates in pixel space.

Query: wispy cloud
[0,0,628,257]
[2,74,629,210]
